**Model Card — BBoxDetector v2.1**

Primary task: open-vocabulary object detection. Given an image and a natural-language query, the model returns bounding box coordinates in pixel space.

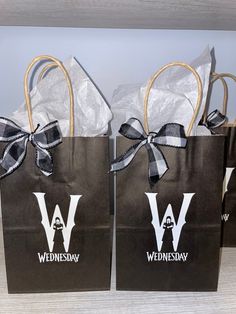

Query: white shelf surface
[1,0,236,30]
[0,219,236,314]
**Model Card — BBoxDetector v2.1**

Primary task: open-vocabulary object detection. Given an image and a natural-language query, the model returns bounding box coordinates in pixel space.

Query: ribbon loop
[111,118,187,186]
[0,117,62,179]
[204,109,227,132]
[0,117,28,142]
[119,118,147,141]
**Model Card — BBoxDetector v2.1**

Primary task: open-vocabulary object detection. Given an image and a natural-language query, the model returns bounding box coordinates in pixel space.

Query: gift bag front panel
[116,136,224,291]
[217,127,236,247]
[1,137,111,293]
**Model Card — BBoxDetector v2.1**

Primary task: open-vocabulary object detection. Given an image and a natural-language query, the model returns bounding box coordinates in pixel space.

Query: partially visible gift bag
[202,72,236,247]
[0,55,111,293]
[112,62,225,291]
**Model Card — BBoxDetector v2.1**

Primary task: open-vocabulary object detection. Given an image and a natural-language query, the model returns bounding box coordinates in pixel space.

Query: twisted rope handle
[24,55,75,136]
[143,62,203,136]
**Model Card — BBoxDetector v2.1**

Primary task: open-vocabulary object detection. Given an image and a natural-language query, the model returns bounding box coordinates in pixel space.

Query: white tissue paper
[111,47,212,136]
[10,57,112,136]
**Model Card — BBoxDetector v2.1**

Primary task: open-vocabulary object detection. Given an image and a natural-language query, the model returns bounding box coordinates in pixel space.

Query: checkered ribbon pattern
[203,109,227,132]
[111,118,187,186]
[0,117,62,179]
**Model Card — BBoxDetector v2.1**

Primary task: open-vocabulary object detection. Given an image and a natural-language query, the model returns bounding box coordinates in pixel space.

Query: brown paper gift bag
[0,55,111,293]
[203,72,236,247]
[113,62,225,291]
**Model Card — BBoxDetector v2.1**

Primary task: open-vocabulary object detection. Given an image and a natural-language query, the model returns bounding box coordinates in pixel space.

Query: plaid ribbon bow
[111,118,187,186]
[0,117,62,179]
[203,109,227,133]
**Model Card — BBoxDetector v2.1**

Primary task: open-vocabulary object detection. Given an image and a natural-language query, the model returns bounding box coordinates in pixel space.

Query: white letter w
[145,193,195,252]
[33,192,82,253]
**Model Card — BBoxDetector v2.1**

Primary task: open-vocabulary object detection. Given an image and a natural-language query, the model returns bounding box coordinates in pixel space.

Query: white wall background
[0,26,236,120]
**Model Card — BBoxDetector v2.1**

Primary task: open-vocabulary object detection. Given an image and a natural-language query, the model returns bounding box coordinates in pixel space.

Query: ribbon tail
[146,143,169,187]
[0,136,28,179]
[110,141,145,172]
[35,145,53,176]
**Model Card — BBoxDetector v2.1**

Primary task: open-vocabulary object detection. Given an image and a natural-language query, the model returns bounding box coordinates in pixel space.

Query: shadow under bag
[0,55,111,293]
[113,62,225,291]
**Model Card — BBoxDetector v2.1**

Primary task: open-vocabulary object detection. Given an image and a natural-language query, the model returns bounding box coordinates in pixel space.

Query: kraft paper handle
[202,73,228,124]
[211,73,228,116]
[143,62,203,136]
[24,55,75,136]
[37,62,58,83]
[209,72,236,127]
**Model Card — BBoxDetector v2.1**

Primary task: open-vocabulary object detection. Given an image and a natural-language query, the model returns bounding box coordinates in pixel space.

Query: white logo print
[221,214,230,222]
[33,192,82,253]
[223,167,235,200]
[222,167,235,222]
[145,193,195,252]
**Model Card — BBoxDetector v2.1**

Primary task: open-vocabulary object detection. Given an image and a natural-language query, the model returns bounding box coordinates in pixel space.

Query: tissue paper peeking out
[111,47,212,136]
[10,57,112,137]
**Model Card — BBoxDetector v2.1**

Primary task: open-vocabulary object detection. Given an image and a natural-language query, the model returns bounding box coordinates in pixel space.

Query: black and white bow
[203,109,227,133]
[0,118,62,179]
[111,118,187,186]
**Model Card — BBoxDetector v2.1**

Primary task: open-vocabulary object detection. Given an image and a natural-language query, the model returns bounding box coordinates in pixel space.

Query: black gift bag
[220,126,236,247]
[203,72,236,247]
[112,62,225,291]
[0,55,111,293]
